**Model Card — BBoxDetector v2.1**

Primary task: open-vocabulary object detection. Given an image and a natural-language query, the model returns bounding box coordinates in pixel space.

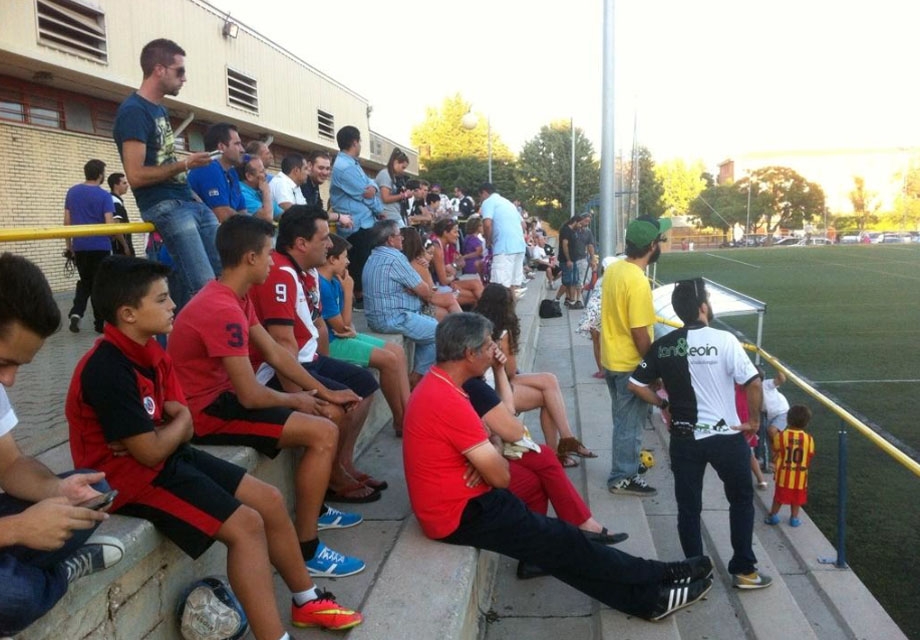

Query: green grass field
[655,244,920,639]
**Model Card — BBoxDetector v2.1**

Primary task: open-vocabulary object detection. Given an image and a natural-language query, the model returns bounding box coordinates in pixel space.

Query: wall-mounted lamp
[222,20,239,39]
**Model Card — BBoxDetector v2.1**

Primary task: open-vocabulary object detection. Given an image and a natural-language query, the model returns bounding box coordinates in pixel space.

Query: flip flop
[557,453,579,468]
[355,473,389,491]
[325,483,381,504]
[583,527,629,545]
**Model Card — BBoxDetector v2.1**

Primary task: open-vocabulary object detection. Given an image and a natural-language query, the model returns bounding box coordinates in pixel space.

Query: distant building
[0,0,416,290]
[718,147,917,215]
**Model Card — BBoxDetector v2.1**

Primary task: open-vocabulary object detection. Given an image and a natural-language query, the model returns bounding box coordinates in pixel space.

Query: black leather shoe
[583,528,629,545]
[516,561,549,580]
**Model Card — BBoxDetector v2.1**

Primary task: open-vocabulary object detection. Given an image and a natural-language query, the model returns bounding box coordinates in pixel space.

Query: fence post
[835,420,848,568]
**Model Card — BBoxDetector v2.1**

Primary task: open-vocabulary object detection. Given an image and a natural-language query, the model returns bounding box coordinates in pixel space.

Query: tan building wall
[0,120,143,292]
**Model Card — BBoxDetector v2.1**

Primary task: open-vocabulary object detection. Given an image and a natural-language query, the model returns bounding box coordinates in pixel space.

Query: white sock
[292,586,319,606]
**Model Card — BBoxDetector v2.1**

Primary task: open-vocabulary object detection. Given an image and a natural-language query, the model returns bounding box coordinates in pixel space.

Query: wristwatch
[658,398,670,411]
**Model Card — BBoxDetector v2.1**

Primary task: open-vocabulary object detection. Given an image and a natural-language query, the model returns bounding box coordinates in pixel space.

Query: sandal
[557,453,579,468]
[355,472,389,491]
[558,436,597,459]
[325,483,381,504]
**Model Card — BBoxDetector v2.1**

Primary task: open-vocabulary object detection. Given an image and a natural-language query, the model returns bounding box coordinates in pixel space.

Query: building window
[317,110,334,140]
[0,77,118,137]
[226,68,258,113]
[36,0,108,63]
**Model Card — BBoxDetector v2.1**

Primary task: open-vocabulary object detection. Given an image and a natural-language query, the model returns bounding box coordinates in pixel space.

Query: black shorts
[196,392,294,457]
[268,354,379,399]
[115,446,246,559]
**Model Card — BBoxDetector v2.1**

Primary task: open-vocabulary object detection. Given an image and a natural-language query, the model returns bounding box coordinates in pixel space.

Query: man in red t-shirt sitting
[167,215,365,579]
[402,313,713,622]
[249,206,383,503]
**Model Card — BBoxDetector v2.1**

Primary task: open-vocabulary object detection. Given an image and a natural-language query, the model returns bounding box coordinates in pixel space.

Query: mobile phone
[208,150,222,159]
[77,489,118,510]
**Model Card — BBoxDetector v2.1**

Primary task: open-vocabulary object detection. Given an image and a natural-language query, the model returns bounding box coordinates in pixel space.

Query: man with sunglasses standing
[626,279,773,590]
[113,38,219,312]
[601,215,670,497]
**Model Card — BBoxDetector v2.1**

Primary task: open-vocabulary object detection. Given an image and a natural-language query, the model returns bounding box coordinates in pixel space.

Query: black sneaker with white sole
[608,475,657,497]
[663,555,713,585]
[647,576,712,621]
[69,314,81,333]
[62,535,125,583]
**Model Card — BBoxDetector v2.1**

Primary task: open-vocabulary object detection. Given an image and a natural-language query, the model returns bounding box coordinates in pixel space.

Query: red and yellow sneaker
[291,590,363,631]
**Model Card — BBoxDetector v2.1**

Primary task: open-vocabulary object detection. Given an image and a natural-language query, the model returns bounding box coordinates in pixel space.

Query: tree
[749,166,826,235]
[655,159,707,216]
[848,176,880,231]
[409,93,513,168]
[517,120,600,229]
[635,146,666,218]
[421,156,520,203]
[894,163,920,230]
[688,184,749,231]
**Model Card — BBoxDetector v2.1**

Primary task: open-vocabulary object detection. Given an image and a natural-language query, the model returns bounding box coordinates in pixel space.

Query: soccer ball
[176,576,249,640]
[639,449,656,474]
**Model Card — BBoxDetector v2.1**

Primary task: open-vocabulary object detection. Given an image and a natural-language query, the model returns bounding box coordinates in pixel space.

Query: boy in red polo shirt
[166,215,365,579]
[67,256,362,635]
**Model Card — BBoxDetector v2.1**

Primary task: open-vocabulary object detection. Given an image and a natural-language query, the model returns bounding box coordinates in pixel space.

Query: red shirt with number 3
[167,280,259,417]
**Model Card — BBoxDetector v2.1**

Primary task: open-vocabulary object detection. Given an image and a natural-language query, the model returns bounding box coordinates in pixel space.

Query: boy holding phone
[67,256,363,637]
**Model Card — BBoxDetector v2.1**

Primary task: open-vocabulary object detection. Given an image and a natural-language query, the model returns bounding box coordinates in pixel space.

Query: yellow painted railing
[656,315,920,479]
[0,222,155,243]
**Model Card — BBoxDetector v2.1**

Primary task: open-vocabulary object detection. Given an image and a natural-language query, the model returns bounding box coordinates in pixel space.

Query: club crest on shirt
[143,396,156,416]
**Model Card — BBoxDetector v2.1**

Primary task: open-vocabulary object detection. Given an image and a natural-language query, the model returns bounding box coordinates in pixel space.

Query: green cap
[625,215,672,247]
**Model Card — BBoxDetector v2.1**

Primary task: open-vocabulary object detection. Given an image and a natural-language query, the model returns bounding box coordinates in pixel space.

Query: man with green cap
[601,215,671,496]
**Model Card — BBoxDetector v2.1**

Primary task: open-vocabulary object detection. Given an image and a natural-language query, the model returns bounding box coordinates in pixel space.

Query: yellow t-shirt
[600,260,655,372]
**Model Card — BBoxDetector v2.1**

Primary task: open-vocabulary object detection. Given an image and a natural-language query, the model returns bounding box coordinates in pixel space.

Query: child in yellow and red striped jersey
[764,405,815,527]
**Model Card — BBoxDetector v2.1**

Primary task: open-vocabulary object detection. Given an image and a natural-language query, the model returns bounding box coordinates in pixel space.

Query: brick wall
[0,121,143,292]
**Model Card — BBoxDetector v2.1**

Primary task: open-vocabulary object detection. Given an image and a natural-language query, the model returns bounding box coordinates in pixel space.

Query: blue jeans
[369,311,437,375]
[670,432,757,575]
[441,489,664,618]
[604,370,647,486]
[141,199,221,310]
[0,471,109,635]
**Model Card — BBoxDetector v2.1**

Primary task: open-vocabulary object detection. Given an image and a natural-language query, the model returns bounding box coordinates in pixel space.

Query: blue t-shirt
[481,193,527,255]
[66,183,114,252]
[318,273,343,342]
[113,92,193,212]
[188,160,244,212]
[240,182,283,218]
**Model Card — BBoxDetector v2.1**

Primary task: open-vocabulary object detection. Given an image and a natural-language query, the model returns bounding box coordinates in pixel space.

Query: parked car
[880,232,912,244]
[772,236,802,246]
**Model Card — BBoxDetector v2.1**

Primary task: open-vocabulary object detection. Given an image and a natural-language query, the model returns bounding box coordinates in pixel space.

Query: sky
[212,0,920,173]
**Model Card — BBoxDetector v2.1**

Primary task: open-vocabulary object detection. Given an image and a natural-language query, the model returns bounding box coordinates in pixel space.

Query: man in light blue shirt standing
[479,183,527,291]
[331,125,382,309]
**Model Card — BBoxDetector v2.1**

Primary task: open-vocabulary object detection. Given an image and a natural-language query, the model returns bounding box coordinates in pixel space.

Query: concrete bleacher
[10,271,907,639]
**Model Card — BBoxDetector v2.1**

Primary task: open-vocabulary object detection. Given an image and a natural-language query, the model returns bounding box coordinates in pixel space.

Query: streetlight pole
[570,117,576,218]
[462,110,491,183]
[488,115,492,183]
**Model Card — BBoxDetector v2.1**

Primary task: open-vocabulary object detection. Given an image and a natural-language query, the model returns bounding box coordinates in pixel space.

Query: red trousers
[508,446,591,526]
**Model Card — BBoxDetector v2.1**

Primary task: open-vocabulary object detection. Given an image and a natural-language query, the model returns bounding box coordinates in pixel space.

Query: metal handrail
[0,223,155,243]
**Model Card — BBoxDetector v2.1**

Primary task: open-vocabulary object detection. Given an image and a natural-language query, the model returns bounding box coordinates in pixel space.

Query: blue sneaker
[789,517,802,527]
[317,505,363,531]
[764,514,780,525]
[306,542,365,578]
